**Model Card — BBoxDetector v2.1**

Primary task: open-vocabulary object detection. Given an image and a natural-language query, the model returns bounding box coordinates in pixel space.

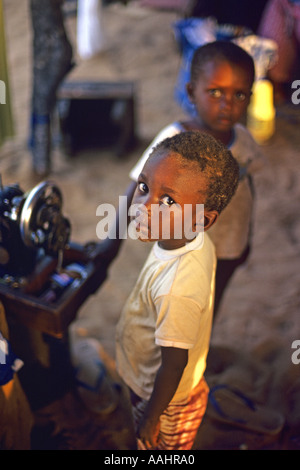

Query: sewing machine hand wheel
[20,181,71,255]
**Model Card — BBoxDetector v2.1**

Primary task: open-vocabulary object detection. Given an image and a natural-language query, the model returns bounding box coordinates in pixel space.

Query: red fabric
[258,0,300,82]
[131,377,209,450]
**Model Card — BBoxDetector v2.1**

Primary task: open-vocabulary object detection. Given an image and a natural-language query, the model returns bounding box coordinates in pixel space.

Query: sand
[1,0,299,450]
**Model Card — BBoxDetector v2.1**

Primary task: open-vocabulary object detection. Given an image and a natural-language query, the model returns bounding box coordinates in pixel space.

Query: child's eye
[161,195,175,206]
[138,182,148,193]
[208,88,222,99]
[235,91,247,102]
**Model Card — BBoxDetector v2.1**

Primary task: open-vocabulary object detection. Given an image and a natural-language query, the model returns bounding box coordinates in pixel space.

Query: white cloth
[116,233,216,401]
[77,0,105,59]
[130,122,264,258]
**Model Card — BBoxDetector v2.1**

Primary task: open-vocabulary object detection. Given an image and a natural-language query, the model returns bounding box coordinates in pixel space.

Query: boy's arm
[137,346,188,449]
[92,180,137,264]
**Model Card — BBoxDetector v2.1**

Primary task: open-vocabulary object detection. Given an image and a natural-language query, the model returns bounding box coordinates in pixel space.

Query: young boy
[128,40,264,316]
[115,131,239,450]
[100,41,264,317]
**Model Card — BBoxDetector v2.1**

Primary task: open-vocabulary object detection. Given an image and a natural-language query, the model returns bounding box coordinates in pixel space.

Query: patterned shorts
[130,377,209,450]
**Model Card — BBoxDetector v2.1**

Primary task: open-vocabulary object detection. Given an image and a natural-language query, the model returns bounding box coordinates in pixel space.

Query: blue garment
[0,333,23,386]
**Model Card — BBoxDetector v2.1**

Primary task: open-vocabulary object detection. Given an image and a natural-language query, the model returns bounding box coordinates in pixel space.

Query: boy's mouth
[131,215,151,236]
[134,220,149,232]
[218,115,232,124]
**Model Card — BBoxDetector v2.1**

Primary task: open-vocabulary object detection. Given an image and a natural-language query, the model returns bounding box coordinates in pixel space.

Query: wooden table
[57,80,137,157]
[0,241,109,409]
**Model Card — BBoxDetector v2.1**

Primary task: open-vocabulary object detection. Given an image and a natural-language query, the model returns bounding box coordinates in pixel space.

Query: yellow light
[2,378,14,399]
[247,79,275,144]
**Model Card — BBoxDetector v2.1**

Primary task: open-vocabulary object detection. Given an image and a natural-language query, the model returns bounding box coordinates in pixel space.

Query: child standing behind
[116,132,239,450]
[129,41,264,316]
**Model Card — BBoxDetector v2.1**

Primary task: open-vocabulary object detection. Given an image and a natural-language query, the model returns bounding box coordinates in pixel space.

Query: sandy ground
[1,0,300,450]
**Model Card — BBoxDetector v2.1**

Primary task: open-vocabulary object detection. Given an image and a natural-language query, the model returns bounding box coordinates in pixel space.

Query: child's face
[130,150,218,250]
[187,59,252,136]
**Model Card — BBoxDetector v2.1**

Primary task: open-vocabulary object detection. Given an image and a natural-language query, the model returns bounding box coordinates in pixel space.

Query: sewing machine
[0,178,108,407]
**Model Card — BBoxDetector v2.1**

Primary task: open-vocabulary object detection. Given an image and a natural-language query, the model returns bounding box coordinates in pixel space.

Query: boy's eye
[161,195,175,206]
[208,88,222,99]
[235,91,247,102]
[138,182,148,193]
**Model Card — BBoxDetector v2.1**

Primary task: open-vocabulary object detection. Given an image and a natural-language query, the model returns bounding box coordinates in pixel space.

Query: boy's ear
[203,210,219,232]
[186,82,194,102]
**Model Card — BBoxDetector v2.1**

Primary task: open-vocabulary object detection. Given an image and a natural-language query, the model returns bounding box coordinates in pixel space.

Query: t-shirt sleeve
[154,294,203,349]
[232,124,266,176]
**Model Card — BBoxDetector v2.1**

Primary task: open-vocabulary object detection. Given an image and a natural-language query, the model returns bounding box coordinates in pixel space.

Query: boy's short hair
[191,40,255,86]
[150,131,239,214]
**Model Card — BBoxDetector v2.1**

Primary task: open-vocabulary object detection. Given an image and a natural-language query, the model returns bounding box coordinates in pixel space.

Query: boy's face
[130,150,218,250]
[187,59,252,136]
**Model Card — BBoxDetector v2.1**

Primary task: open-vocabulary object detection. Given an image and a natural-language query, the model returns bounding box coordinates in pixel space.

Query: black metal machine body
[0,177,107,338]
[0,179,70,278]
[0,177,108,410]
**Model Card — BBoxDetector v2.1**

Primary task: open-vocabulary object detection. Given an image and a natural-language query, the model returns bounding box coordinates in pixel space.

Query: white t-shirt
[115,232,216,402]
[130,122,264,259]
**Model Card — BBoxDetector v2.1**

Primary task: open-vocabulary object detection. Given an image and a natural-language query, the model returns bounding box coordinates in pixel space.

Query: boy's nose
[141,192,158,213]
[137,193,154,216]
[220,94,233,110]
[142,194,152,209]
